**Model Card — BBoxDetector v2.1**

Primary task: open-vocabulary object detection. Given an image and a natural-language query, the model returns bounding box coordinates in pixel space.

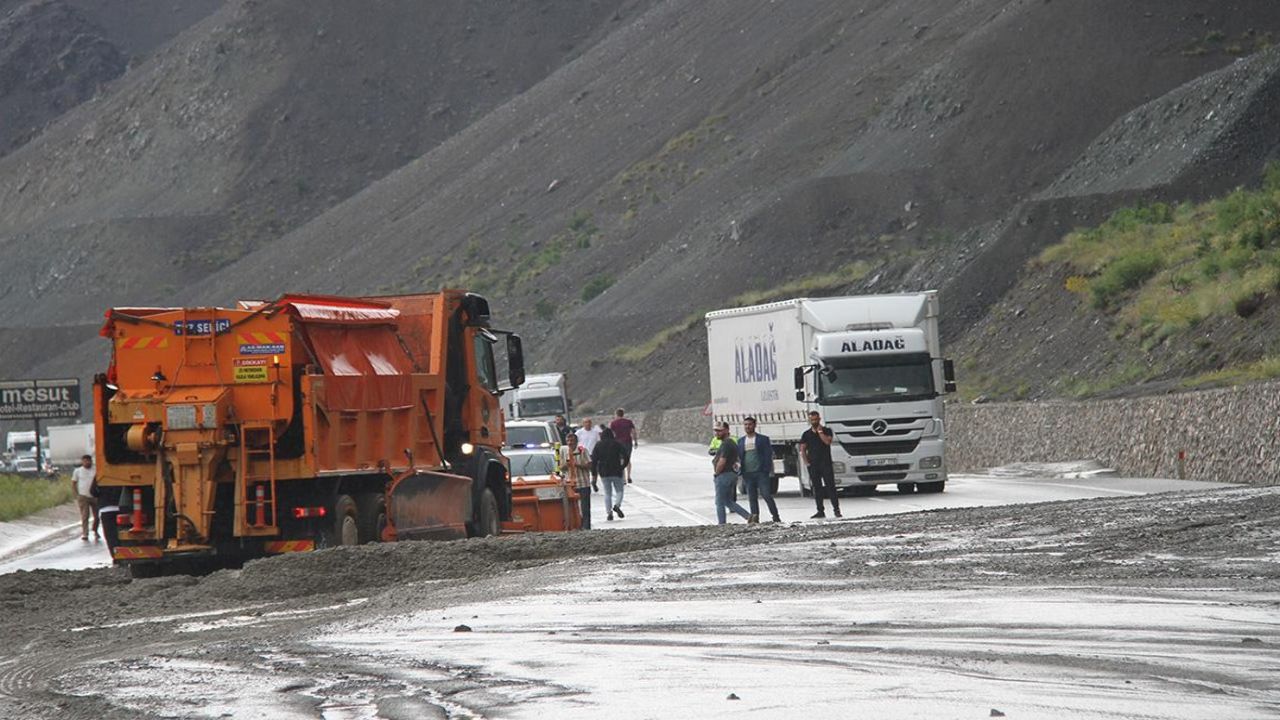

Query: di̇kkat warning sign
[0,378,81,420]
[233,357,270,383]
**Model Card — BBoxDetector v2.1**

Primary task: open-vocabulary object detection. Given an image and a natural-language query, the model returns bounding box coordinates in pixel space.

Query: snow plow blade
[385,470,473,541]
[508,477,580,532]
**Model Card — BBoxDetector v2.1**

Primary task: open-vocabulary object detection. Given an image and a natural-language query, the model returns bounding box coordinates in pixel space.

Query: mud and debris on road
[1,486,1277,718]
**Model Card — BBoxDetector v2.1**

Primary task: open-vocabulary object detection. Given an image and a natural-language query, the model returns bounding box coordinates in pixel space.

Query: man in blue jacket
[738,417,780,523]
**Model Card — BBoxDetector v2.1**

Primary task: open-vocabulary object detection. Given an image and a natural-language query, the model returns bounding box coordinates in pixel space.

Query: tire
[897,483,917,494]
[918,481,946,494]
[476,488,499,537]
[357,493,386,544]
[333,494,360,546]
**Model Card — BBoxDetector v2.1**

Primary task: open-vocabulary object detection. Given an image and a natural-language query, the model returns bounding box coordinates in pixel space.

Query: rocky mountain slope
[5,0,1280,412]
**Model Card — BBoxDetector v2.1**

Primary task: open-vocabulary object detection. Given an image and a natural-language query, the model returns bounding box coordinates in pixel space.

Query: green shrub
[534,298,556,320]
[1090,251,1163,308]
[581,275,614,302]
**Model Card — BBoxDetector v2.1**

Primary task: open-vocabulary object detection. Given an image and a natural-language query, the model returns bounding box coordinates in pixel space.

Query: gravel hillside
[6,1,1280,412]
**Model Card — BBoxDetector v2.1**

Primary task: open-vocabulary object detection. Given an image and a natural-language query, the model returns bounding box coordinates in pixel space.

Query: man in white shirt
[70,454,98,541]
[574,417,603,484]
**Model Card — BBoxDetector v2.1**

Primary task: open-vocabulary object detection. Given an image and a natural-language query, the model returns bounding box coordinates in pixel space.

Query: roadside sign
[0,378,82,421]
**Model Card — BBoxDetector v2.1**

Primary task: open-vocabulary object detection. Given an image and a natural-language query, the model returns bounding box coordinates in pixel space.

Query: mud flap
[385,470,473,541]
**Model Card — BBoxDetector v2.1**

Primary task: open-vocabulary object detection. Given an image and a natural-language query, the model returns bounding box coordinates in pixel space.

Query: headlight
[831,461,847,474]
[922,419,944,438]
[460,442,475,455]
[920,456,942,469]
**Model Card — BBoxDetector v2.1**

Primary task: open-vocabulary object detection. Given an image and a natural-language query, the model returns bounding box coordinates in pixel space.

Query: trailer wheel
[477,488,499,537]
[357,493,386,544]
[334,494,360,546]
[897,483,917,494]
[918,481,946,494]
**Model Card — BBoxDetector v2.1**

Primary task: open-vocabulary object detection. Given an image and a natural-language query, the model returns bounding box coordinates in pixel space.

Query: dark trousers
[578,486,592,529]
[742,471,779,520]
[808,462,840,513]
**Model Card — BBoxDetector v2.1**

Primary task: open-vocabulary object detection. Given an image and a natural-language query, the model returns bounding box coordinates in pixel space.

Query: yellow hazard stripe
[118,337,170,349]
[238,331,286,344]
[113,546,163,560]
[264,540,315,554]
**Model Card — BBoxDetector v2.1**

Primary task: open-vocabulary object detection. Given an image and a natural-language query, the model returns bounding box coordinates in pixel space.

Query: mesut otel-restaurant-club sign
[0,378,83,421]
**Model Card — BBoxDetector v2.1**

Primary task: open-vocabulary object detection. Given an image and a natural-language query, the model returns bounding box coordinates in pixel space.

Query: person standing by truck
[70,454,99,541]
[609,408,637,483]
[552,415,571,444]
[560,433,594,529]
[592,427,629,521]
[739,417,779,524]
[712,422,750,525]
[800,411,841,519]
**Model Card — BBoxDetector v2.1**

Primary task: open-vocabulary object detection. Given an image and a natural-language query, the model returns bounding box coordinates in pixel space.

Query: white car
[504,420,559,450]
[507,449,559,484]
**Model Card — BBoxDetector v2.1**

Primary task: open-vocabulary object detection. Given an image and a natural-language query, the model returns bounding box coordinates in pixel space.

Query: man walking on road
[592,427,629,521]
[739,417,779,524]
[712,422,750,524]
[800,411,841,518]
[560,432,595,529]
[71,454,99,541]
[609,408,637,483]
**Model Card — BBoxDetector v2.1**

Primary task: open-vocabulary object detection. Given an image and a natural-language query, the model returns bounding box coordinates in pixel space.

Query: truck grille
[854,463,910,473]
[857,472,909,482]
[840,439,919,456]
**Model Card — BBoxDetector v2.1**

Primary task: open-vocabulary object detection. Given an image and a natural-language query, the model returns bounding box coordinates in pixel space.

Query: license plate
[866,457,897,466]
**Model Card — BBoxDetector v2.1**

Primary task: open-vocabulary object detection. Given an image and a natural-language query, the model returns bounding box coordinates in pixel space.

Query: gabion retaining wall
[641,383,1280,485]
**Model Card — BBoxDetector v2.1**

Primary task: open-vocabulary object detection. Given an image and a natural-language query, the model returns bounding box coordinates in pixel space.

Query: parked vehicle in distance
[503,372,570,423]
[705,291,955,497]
[48,423,94,466]
[504,420,559,449]
[12,454,56,477]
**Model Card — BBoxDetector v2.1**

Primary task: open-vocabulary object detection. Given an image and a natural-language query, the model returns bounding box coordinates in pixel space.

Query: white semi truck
[705,291,955,496]
[48,422,94,466]
[503,372,571,423]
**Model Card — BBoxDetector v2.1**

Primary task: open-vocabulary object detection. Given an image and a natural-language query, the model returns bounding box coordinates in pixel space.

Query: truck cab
[795,293,955,494]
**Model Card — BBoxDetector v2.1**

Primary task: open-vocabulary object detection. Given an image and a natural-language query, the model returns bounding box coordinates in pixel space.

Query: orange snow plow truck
[95,291,539,577]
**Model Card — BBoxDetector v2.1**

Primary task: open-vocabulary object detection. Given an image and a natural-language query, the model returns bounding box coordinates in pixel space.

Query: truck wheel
[334,494,360,546]
[897,483,917,494]
[918,481,946,494]
[357,493,386,544]
[477,488,499,537]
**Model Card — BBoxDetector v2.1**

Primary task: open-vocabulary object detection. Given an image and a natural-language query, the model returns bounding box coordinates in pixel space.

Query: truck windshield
[520,397,565,417]
[818,353,935,405]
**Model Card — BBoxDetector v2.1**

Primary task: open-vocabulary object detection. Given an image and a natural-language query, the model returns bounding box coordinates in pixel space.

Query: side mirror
[793,366,805,391]
[795,390,805,401]
[506,334,526,388]
[943,358,956,394]
[567,398,574,412]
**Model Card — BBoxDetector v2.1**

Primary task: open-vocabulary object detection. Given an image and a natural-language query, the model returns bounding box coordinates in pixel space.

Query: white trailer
[503,372,571,423]
[705,291,955,496]
[48,423,95,466]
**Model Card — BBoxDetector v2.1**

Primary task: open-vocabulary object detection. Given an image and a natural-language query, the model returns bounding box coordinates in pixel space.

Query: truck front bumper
[831,438,946,488]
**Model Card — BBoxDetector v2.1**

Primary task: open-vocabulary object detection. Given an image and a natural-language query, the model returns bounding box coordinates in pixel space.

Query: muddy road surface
[0,477,1277,717]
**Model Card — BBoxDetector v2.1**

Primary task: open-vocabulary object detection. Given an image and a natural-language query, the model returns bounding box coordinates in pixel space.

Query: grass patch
[0,474,74,522]
[613,312,704,364]
[1041,167,1280,337]
[1181,356,1280,389]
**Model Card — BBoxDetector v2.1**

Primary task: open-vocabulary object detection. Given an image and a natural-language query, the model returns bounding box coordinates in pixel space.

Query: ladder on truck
[237,423,279,535]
